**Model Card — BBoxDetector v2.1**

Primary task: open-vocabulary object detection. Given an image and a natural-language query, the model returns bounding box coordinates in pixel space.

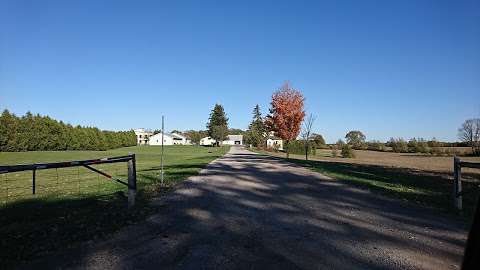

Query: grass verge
[0,145,229,268]
[255,149,480,221]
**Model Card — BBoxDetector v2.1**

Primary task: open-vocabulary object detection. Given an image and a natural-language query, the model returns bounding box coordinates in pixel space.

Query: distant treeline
[0,110,136,152]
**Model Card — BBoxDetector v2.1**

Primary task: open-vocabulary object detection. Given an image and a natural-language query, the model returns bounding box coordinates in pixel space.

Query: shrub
[431,147,444,156]
[408,138,431,154]
[367,140,386,152]
[427,138,441,148]
[389,138,408,153]
[265,144,280,153]
[285,140,316,155]
[331,145,339,157]
[407,138,418,153]
[341,144,355,158]
[336,139,345,149]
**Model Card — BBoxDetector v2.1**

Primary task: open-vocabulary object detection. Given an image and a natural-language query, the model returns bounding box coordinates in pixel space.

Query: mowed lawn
[257,149,480,219]
[0,145,229,267]
[0,145,229,203]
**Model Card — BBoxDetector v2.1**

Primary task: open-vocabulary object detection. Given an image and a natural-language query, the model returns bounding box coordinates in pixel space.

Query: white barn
[148,132,190,146]
[149,133,174,145]
[170,133,191,145]
[200,135,243,146]
[223,135,243,145]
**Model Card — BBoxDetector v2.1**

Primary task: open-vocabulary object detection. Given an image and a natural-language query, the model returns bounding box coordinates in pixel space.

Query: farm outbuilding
[200,135,243,146]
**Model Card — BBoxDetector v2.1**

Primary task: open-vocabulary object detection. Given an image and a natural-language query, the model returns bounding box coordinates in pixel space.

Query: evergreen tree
[207,104,229,146]
[0,110,19,151]
[246,105,266,147]
[0,111,136,151]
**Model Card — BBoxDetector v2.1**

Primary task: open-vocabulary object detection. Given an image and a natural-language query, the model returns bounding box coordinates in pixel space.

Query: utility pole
[161,115,164,185]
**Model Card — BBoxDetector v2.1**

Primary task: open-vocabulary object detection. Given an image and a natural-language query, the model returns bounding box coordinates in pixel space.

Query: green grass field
[0,145,229,267]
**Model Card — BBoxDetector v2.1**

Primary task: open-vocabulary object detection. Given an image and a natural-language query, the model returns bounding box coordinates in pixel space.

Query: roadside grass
[0,145,229,268]
[255,150,480,220]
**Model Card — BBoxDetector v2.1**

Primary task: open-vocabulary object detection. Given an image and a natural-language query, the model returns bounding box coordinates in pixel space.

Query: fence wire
[0,162,128,208]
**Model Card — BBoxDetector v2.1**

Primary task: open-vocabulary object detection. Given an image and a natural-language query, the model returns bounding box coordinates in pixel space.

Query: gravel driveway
[23,147,467,269]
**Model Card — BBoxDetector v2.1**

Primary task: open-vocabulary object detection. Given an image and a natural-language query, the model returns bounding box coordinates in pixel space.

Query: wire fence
[0,155,137,209]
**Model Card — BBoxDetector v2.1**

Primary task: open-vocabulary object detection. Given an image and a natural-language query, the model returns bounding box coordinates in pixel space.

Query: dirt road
[23,147,467,269]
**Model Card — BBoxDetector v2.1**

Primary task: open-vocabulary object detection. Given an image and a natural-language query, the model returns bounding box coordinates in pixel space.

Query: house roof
[149,132,174,140]
[171,133,186,139]
[134,128,153,134]
[201,135,243,141]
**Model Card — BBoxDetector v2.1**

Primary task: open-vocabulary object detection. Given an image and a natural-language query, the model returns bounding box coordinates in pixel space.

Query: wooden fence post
[127,154,137,209]
[453,156,462,211]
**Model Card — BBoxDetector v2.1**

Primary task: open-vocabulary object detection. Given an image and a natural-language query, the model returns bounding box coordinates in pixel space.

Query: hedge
[0,110,136,152]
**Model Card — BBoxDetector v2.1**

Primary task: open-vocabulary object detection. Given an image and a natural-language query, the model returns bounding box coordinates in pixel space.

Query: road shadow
[0,191,153,269]
[20,150,469,269]
[281,156,480,218]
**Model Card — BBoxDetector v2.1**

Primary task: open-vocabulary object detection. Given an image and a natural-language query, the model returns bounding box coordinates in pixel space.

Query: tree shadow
[282,157,480,219]
[0,191,154,269]
[19,151,469,269]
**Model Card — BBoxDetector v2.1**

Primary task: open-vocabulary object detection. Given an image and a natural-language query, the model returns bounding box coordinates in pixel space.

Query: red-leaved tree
[266,82,305,158]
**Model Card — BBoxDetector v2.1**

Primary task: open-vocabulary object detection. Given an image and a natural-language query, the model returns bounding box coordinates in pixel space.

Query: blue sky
[1,0,479,143]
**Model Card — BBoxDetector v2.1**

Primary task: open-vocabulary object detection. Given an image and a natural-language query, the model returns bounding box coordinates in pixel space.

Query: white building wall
[149,133,174,145]
[267,139,283,150]
[134,128,153,145]
[171,133,188,145]
[200,135,243,146]
[223,135,243,145]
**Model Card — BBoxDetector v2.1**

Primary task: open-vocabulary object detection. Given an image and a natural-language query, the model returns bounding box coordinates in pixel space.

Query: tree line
[239,81,480,159]
[326,126,479,158]
[0,110,136,152]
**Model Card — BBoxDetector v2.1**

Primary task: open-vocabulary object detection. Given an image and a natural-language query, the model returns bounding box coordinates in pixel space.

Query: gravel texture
[21,147,468,270]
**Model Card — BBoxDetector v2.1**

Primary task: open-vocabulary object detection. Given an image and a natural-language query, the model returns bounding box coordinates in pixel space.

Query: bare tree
[301,114,316,160]
[458,118,480,155]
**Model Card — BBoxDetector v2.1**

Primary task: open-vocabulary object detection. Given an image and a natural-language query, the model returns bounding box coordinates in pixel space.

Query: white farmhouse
[200,135,243,146]
[134,128,153,145]
[264,131,283,150]
[266,137,283,150]
[148,132,192,146]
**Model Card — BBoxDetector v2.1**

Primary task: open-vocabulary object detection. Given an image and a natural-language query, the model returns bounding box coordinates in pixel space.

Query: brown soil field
[271,149,480,179]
